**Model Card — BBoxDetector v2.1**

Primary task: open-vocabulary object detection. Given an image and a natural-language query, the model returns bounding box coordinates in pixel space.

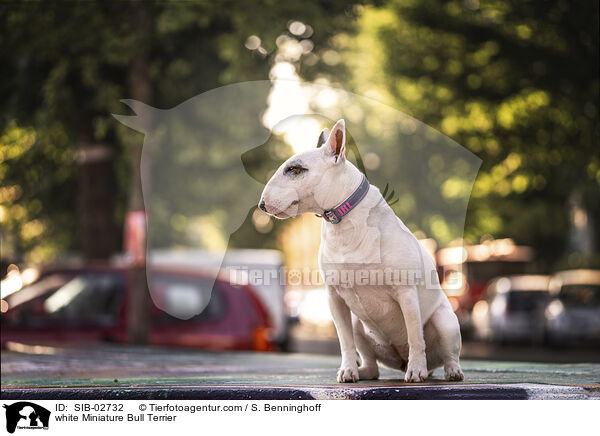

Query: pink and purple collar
[319,175,370,224]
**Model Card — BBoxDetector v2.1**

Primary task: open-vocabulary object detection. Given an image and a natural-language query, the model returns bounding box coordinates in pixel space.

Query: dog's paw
[444,364,464,381]
[337,364,359,383]
[404,361,428,383]
[358,365,379,380]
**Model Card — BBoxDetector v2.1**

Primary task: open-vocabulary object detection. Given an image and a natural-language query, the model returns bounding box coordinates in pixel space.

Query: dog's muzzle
[259,199,267,212]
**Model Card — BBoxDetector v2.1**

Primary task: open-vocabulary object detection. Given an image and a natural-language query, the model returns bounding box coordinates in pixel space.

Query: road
[288,337,600,363]
[287,323,600,363]
[1,344,599,400]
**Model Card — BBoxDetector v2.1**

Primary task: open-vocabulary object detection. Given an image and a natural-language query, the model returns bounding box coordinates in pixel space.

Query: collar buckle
[323,210,341,224]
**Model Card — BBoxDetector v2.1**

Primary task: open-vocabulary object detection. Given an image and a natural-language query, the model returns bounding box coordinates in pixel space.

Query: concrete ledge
[2,383,598,400]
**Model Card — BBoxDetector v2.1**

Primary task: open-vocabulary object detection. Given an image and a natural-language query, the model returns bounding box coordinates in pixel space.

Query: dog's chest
[335,284,408,344]
[335,284,395,318]
[319,224,402,332]
[320,225,381,264]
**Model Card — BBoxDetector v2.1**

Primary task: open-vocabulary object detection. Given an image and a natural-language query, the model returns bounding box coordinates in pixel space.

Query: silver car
[472,275,550,343]
[545,269,600,346]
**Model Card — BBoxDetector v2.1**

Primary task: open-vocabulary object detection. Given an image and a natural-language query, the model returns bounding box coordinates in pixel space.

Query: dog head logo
[113,80,481,314]
[113,82,273,319]
[3,402,51,433]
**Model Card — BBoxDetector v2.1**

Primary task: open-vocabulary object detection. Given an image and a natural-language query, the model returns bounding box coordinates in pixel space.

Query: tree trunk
[77,142,116,261]
[126,0,152,345]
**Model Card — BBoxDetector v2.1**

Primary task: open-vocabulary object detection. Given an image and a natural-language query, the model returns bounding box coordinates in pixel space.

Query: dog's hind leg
[353,317,380,380]
[428,301,464,381]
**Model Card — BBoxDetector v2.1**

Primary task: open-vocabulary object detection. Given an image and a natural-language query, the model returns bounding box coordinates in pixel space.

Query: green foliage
[335,0,599,269]
[2,0,597,270]
[0,0,365,263]
[0,122,76,262]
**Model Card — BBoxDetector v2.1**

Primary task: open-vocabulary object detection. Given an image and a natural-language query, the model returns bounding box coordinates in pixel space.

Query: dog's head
[259,119,347,219]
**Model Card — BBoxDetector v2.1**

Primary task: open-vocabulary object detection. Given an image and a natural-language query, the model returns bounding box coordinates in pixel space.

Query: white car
[472,275,550,343]
[545,269,600,346]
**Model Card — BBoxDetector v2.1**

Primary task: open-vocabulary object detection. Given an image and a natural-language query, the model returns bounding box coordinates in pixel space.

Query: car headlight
[545,299,564,321]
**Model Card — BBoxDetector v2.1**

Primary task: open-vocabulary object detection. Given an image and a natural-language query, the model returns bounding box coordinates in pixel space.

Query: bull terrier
[259,119,464,383]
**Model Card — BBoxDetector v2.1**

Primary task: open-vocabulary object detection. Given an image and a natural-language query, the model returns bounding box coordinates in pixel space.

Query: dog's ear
[316,128,329,148]
[112,99,157,133]
[325,119,346,163]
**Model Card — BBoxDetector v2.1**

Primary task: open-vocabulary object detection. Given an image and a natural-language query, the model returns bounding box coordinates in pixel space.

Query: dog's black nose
[259,199,267,212]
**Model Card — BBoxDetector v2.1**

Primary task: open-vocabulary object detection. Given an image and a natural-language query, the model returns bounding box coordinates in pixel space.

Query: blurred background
[1,0,599,362]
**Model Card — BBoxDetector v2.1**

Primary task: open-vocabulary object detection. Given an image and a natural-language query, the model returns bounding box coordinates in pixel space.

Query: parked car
[0,264,273,351]
[471,275,550,343]
[144,249,291,349]
[545,269,600,346]
[437,238,534,335]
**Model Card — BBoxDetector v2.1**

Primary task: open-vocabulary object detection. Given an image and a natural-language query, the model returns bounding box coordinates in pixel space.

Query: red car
[0,265,273,351]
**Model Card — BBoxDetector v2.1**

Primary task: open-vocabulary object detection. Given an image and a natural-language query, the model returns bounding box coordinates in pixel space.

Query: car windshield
[558,284,600,307]
[507,290,549,312]
[43,274,123,318]
[5,274,70,309]
[3,272,124,328]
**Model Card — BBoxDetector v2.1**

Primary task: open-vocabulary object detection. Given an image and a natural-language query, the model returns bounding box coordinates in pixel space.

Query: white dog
[259,119,464,383]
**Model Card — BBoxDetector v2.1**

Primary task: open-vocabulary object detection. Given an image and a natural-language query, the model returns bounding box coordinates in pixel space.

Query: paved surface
[1,344,599,400]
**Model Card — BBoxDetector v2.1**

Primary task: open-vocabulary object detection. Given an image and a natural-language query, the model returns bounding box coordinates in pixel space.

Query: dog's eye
[285,165,308,175]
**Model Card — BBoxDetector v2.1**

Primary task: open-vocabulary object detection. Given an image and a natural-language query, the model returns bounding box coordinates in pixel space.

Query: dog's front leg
[328,286,359,382]
[394,287,428,382]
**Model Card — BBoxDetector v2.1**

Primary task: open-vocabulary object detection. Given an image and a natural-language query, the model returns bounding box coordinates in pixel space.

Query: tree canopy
[334,0,599,269]
[1,0,597,271]
[0,0,362,264]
